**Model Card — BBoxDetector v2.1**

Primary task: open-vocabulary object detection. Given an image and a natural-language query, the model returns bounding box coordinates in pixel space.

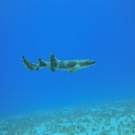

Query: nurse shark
[22,54,96,73]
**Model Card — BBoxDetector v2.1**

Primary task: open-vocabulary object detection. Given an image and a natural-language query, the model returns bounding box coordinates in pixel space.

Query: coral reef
[0,98,135,135]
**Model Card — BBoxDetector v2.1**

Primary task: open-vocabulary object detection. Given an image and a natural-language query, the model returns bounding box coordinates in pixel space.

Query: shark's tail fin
[23,56,48,71]
[22,56,40,71]
[50,54,58,72]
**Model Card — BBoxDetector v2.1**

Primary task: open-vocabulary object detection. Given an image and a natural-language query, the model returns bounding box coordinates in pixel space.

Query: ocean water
[0,0,135,134]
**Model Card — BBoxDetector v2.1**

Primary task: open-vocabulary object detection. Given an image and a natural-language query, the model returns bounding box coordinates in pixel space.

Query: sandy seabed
[0,98,135,135]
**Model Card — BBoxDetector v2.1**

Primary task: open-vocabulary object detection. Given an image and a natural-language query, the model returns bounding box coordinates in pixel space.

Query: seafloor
[0,98,135,135]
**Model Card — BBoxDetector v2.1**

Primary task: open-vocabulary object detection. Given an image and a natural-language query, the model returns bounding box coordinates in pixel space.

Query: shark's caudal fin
[50,54,58,72]
[22,56,48,71]
[22,56,40,71]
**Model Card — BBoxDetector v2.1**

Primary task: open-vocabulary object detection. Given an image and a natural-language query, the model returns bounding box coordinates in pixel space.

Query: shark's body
[22,54,95,73]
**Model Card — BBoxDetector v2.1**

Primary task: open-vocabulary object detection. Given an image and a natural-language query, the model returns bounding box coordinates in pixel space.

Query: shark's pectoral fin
[69,68,77,73]
[22,56,40,71]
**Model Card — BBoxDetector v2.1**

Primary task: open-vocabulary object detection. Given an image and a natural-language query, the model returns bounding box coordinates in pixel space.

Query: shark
[22,54,96,73]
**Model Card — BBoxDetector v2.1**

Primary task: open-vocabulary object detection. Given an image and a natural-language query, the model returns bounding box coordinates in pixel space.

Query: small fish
[22,54,96,73]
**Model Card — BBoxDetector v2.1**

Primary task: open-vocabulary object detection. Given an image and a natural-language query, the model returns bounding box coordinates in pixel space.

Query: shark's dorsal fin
[50,54,58,72]
[38,58,47,67]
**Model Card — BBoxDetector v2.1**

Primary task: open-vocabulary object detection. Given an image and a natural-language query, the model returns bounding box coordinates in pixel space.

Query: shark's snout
[92,61,96,64]
[85,60,96,66]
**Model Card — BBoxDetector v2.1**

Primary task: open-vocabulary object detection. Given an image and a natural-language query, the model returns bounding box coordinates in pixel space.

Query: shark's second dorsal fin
[50,54,58,72]
[38,58,47,67]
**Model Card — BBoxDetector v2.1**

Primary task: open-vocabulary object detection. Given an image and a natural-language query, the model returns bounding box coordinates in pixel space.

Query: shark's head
[77,60,96,69]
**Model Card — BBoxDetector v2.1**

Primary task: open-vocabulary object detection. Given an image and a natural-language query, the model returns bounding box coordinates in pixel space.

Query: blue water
[0,0,135,117]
